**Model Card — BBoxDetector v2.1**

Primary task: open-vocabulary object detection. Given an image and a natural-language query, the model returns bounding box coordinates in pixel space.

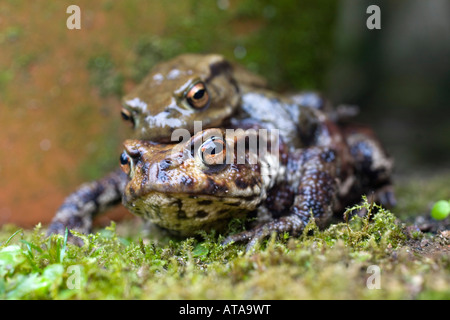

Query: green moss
[0,69,14,91]
[1,188,448,300]
[128,36,182,83]
[235,0,339,90]
[87,54,124,98]
[119,0,337,91]
[0,26,23,43]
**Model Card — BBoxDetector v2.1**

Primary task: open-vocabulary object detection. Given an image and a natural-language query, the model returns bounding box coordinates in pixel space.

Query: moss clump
[1,194,448,300]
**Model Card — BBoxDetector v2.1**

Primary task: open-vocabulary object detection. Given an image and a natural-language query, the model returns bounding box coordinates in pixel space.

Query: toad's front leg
[223,147,339,250]
[47,168,128,245]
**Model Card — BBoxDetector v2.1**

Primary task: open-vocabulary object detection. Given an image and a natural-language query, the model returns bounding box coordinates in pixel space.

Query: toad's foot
[47,168,128,245]
[222,215,306,251]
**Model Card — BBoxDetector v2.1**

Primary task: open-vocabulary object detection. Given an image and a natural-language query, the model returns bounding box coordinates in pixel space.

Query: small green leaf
[19,239,43,254]
[0,245,26,277]
[6,264,64,299]
[193,243,209,258]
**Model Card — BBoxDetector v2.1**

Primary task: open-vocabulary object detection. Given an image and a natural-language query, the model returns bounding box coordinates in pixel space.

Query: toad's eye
[198,136,226,166]
[120,151,133,175]
[186,82,210,109]
[121,108,135,127]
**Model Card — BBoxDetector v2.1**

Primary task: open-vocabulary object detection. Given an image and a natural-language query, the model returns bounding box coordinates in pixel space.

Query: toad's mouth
[122,192,262,236]
[124,191,261,209]
[123,192,261,219]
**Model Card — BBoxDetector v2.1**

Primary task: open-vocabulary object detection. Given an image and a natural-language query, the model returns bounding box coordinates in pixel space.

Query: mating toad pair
[48,54,395,249]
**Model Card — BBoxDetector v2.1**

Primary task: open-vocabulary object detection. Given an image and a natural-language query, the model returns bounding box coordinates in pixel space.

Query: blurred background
[0,0,449,227]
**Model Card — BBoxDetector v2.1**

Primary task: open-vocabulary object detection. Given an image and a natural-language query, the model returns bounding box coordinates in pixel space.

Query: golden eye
[121,108,135,127]
[120,151,132,175]
[186,82,210,109]
[199,136,226,166]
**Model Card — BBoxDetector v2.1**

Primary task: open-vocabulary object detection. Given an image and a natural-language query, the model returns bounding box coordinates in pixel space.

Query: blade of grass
[59,228,68,263]
[19,239,43,254]
[3,229,22,246]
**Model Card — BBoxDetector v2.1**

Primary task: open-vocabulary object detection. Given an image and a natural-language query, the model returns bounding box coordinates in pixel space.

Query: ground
[0,172,448,300]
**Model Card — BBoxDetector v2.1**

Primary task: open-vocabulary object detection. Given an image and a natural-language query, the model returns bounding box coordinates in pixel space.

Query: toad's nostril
[123,140,141,159]
[159,159,172,170]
